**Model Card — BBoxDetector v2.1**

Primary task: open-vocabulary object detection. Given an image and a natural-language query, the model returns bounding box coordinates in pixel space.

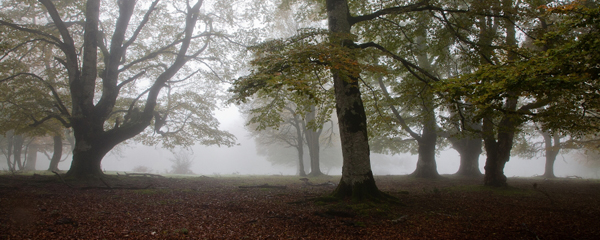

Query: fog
[10,106,600,179]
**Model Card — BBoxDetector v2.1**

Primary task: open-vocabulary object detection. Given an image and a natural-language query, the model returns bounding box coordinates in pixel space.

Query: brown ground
[1,173,599,239]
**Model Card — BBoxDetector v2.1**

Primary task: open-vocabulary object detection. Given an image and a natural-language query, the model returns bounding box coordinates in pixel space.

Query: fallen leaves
[1,175,599,239]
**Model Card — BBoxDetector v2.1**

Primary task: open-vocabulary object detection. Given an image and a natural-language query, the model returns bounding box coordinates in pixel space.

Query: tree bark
[455,138,483,176]
[482,116,507,187]
[48,135,62,172]
[68,134,117,178]
[5,131,14,172]
[327,0,383,200]
[13,135,24,170]
[411,118,440,178]
[542,132,560,178]
[482,101,518,187]
[305,106,323,176]
[451,134,483,176]
[24,140,38,171]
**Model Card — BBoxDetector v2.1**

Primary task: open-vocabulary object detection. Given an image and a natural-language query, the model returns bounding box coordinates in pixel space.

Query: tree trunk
[327,0,383,200]
[66,123,122,178]
[542,132,560,178]
[410,23,439,179]
[67,138,113,178]
[5,131,14,172]
[306,107,323,176]
[306,135,322,176]
[411,119,439,178]
[296,142,306,177]
[483,0,519,187]
[48,135,62,172]
[453,137,483,176]
[482,117,507,186]
[24,141,38,171]
[13,135,24,170]
[482,105,518,187]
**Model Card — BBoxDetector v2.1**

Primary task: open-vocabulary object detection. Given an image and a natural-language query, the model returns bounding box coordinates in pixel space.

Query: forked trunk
[542,132,560,178]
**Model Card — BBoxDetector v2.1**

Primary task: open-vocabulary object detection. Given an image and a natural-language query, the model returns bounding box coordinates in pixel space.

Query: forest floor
[1,173,599,240]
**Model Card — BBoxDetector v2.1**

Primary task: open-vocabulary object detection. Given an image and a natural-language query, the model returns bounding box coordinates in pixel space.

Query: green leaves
[437,3,600,136]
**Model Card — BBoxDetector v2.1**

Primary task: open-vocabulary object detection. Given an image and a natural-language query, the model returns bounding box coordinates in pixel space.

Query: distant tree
[169,151,194,175]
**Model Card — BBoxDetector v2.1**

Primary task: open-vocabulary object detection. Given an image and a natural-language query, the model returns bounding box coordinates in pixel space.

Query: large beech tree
[1,0,235,178]
[232,0,435,200]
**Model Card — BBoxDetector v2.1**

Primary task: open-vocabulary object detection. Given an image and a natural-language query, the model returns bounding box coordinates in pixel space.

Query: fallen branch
[123,172,165,178]
[299,178,336,187]
[239,184,287,189]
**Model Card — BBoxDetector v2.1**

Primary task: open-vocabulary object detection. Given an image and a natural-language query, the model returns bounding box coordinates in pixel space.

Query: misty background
[11,104,596,178]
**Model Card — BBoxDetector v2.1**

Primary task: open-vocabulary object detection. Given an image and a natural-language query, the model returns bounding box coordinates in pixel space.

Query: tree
[1,0,238,179]
[244,99,337,176]
[169,151,194,175]
[438,0,600,186]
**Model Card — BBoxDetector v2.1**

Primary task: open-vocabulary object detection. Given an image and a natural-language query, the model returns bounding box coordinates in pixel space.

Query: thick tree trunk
[482,108,517,187]
[327,0,383,200]
[411,121,439,178]
[453,137,483,176]
[482,116,507,186]
[24,141,38,171]
[67,137,113,178]
[66,122,122,178]
[48,135,62,172]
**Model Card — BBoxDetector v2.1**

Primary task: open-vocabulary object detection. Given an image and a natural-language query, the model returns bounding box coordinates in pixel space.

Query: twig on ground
[52,171,74,188]
[99,178,112,189]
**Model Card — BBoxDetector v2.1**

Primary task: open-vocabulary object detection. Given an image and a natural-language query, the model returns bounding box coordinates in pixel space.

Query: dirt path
[1,174,599,239]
